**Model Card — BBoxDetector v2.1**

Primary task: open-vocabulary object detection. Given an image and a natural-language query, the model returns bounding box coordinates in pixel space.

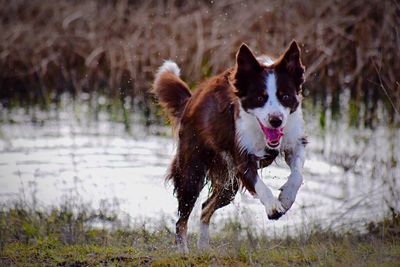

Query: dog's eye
[257,96,264,102]
[282,95,290,101]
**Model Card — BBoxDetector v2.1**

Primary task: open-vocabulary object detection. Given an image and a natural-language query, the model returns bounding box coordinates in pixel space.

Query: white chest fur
[281,107,305,151]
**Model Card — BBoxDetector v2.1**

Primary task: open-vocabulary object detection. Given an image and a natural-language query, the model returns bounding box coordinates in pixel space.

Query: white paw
[265,197,286,220]
[177,243,189,254]
[197,237,210,250]
[176,236,189,253]
[197,223,210,250]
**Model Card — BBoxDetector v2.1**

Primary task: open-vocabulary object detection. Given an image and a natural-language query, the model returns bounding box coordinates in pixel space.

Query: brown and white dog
[153,41,307,252]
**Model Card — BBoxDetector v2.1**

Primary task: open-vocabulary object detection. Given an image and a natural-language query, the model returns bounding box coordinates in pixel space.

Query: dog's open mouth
[258,121,284,148]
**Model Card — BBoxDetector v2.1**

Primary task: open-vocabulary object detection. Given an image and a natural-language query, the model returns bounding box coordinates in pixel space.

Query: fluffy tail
[152,60,191,124]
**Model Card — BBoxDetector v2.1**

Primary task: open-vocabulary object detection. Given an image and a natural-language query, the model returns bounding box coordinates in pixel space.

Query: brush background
[1,0,399,127]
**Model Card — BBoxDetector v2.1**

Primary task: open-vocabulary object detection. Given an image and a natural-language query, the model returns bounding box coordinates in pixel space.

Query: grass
[1,204,399,266]
[3,240,399,266]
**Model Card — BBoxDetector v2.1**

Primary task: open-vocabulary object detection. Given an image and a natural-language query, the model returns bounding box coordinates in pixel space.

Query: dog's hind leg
[198,154,239,250]
[198,179,239,250]
[172,149,211,253]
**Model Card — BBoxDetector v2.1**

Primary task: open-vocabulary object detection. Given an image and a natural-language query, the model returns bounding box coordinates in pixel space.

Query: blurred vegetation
[0,0,399,128]
[0,203,399,266]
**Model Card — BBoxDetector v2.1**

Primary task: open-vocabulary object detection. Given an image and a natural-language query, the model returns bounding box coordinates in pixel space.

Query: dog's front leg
[254,174,286,219]
[279,140,306,211]
[239,154,285,220]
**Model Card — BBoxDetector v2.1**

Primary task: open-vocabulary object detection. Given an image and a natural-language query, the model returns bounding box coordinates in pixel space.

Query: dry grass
[1,204,399,266]
[0,0,399,125]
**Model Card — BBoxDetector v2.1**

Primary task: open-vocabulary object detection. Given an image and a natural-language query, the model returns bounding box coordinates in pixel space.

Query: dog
[153,41,306,252]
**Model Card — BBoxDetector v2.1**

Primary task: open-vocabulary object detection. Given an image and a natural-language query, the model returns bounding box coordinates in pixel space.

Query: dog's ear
[235,43,261,75]
[276,40,305,87]
[234,44,262,97]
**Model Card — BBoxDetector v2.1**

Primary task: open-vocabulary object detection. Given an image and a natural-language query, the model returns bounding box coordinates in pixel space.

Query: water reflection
[0,105,398,235]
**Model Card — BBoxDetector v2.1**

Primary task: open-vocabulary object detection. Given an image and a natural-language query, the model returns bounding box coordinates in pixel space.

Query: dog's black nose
[269,116,282,128]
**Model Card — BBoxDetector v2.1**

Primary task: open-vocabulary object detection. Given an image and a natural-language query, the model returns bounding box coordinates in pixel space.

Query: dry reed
[0,0,398,126]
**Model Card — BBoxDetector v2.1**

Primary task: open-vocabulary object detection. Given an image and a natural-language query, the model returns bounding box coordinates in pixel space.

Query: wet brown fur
[152,72,191,128]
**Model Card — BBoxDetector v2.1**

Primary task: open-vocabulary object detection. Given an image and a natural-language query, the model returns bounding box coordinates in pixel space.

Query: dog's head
[233,41,305,149]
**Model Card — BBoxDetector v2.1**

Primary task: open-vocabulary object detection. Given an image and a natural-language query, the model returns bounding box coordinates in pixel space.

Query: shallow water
[0,105,399,236]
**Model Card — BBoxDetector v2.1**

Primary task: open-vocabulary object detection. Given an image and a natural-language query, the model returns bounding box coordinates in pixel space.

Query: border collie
[153,41,307,252]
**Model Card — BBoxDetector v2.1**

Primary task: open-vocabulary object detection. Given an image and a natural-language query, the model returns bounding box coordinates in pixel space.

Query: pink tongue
[265,128,283,142]
[259,122,284,143]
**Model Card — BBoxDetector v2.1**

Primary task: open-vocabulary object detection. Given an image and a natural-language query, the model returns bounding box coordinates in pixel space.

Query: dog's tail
[152,60,191,126]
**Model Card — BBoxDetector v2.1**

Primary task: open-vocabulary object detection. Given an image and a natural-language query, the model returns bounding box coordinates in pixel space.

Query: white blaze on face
[250,72,290,129]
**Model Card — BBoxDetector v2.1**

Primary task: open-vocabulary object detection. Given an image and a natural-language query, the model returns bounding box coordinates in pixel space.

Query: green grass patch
[1,205,399,266]
[2,235,399,266]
